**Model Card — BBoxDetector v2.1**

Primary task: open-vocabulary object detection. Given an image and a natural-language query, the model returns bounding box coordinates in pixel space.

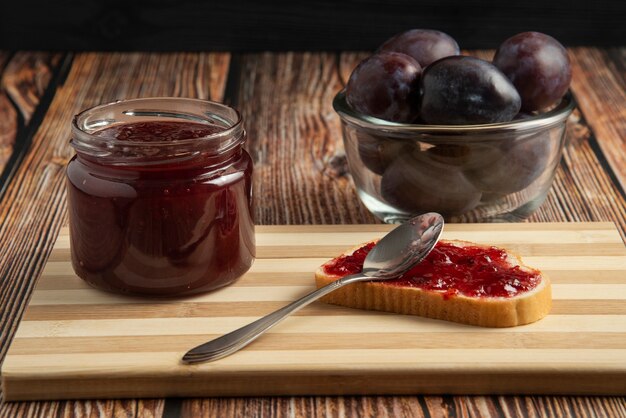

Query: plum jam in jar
[67,98,255,297]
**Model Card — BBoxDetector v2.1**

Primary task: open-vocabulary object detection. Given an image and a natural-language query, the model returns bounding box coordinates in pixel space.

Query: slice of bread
[315,240,551,327]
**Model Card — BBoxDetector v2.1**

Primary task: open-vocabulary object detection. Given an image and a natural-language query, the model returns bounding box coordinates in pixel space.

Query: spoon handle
[182,274,366,364]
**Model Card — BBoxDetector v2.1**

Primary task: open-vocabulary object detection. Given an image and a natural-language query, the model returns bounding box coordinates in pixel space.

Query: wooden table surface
[0,48,624,417]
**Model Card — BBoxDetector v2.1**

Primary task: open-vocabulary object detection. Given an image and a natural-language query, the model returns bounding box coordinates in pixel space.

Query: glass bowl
[333,91,576,223]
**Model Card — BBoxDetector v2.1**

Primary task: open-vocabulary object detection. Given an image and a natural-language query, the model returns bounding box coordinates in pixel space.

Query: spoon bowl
[183,212,444,364]
[363,212,445,278]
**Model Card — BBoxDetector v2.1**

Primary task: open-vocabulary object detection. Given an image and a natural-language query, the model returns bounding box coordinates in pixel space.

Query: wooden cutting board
[3,222,626,400]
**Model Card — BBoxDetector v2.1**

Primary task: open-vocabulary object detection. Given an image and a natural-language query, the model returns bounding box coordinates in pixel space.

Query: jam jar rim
[71,97,245,164]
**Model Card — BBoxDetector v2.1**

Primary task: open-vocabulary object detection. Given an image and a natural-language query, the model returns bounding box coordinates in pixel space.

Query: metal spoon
[182,212,444,364]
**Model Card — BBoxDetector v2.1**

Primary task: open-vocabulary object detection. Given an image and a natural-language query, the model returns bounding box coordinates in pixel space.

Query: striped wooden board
[2,222,626,401]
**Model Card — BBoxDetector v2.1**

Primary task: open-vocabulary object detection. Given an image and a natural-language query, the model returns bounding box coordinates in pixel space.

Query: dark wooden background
[0,48,624,418]
[2,1,625,51]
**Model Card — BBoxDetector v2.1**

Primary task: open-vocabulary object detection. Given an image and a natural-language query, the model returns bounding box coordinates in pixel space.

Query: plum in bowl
[333,90,575,223]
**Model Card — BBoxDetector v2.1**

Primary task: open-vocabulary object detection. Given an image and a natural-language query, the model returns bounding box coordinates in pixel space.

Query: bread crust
[315,240,552,327]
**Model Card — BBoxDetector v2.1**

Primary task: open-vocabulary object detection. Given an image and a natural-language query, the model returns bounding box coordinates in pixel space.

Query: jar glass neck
[71,98,245,167]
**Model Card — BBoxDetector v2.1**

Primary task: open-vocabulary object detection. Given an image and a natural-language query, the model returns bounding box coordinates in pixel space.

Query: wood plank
[55,221,626,236]
[2,53,62,123]
[238,52,376,225]
[569,47,626,193]
[176,396,626,418]
[36,255,626,278]
[4,350,625,375]
[31,268,626,290]
[0,399,164,418]
[9,332,626,355]
[0,52,17,171]
[44,241,626,262]
[20,300,626,321]
[20,283,626,307]
[46,242,626,264]
[0,52,62,174]
[495,396,626,418]
[3,351,626,400]
[48,223,626,268]
[11,315,626,339]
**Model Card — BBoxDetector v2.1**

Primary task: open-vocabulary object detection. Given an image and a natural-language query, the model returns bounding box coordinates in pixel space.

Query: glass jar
[67,98,255,297]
